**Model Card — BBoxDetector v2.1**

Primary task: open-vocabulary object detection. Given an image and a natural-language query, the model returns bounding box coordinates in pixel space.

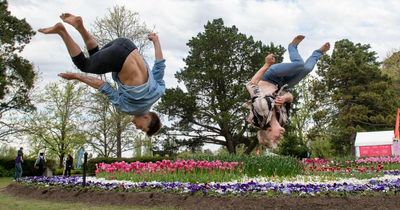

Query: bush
[87,156,175,176]
[311,136,334,158]
[0,157,57,177]
[0,165,13,177]
[179,154,303,177]
[53,168,82,175]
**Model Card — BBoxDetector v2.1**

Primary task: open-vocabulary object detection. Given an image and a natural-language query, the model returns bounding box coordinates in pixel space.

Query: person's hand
[274,95,285,106]
[265,54,276,65]
[148,32,159,42]
[58,72,79,80]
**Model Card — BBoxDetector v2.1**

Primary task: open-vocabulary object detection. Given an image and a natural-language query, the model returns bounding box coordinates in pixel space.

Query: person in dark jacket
[64,154,74,176]
[34,152,46,176]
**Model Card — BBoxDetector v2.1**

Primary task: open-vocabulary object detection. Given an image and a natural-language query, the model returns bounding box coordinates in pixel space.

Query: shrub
[87,156,174,176]
[0,165,13,177]
[311,137,334,158]
[0,157,57,177]
[53,168,82,175]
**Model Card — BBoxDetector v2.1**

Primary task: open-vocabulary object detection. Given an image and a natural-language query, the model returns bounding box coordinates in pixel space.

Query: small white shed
[355,131,394,158]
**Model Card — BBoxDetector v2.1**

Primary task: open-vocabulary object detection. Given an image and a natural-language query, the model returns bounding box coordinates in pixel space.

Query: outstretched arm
[58,73,104,89]
[250,54,275,85]
[148,32,163,60]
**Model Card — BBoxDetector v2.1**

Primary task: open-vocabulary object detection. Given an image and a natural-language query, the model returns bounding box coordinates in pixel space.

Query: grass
[0,177,175,210]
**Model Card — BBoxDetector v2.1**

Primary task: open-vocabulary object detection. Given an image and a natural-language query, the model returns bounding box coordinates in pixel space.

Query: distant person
[64,154,74,177]
[34,152,46,176]
[14,150,23,181]
[17,147,23,157]
[38,13,165,136]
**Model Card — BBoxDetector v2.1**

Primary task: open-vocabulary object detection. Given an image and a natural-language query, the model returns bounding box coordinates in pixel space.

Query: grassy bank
[0,177,174,210]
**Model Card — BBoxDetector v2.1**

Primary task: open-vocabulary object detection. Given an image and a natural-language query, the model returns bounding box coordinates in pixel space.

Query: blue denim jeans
[262,44,323,88]
[15,163,22,180]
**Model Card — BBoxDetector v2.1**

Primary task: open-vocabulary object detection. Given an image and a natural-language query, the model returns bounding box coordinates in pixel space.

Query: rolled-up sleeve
[152,59,166,85]
[99,82,121,108]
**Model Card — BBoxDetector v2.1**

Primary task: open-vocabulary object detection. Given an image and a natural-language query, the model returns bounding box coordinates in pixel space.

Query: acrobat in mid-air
[38,13,166,136]
[245,35,330,148]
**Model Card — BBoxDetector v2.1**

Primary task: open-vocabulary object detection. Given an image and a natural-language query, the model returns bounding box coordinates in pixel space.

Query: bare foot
[291,35,305,46]
[320,42,330,53]
[38,22,65,34]
[60,13,83,29]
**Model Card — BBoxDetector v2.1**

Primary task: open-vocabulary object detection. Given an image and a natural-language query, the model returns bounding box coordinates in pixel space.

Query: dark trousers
[38,166,45,176]
[64,167,72,176]
[71,38,137,74]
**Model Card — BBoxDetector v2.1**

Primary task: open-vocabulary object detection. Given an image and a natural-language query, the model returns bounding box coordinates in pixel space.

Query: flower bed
[20,174,400,196]
[17,156,400,197]
[96,160,242,182]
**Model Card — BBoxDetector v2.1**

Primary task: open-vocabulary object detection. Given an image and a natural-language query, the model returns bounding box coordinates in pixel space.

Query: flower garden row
[94,156,400,182]
[20,173,400,196]
[18,155,400,196]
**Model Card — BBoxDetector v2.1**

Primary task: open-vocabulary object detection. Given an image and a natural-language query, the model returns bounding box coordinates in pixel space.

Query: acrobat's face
[131,114,151,132]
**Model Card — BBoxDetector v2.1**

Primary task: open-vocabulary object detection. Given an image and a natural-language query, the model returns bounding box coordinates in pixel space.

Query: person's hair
[146,111,162,137]
[257,130,277,149]
[40,152,44,156]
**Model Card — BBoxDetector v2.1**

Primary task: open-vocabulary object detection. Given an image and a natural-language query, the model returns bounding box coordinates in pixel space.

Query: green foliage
[22,81,87,167]
[91,5,151,53]
[0,144,17,158]
[53,168,82,175]
[310,39,398,155]
[310,136,334,158]
[278,133,308,159]
[0,165,12,177]
[87,156,174,175]
[0,0,36,107]
[381,51,400,107]
[0,0,36,142]
[156,18,285,154]
[0,157,56,177]
[179,154,303,177]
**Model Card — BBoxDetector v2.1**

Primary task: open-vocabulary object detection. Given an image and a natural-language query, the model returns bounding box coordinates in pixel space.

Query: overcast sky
[6,0,400,154]
[8,0,400,89]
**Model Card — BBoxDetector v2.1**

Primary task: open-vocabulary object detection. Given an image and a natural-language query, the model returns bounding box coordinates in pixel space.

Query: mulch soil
[4,183,400,210]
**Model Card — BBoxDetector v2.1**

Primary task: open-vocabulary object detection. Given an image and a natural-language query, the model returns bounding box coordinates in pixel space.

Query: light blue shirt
[99,59,166,115]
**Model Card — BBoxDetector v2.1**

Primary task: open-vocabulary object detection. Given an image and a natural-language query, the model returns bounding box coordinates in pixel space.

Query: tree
[156,18,285,154]
[85,92,116,157]
[133,133,153,157]
[89,5,152,157]
[92,5,151,53]
[310,39,397,155]
[0,0,36,141]
[382,51,400,103]
[23,81,87,167]
[0,143,17,158]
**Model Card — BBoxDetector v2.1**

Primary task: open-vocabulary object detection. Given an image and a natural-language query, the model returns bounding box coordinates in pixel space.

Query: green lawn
[0,177,175,210]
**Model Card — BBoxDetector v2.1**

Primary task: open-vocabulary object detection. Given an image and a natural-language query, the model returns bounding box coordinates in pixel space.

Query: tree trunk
[59,154,65,168]
[226,138,236,154]
[116,119,122,158]
[350,132,356,156]
[244,137,258,155]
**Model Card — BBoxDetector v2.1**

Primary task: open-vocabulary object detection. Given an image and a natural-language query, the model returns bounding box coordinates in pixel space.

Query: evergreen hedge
[0,157,57,177]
